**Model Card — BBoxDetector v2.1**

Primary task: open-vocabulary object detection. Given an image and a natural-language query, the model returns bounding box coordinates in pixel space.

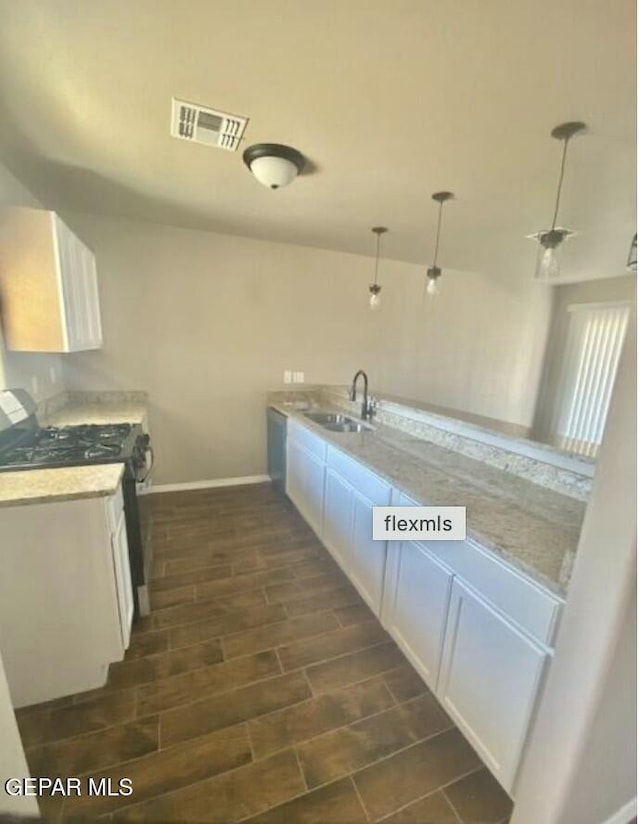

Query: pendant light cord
[432,201,444,266]
[374,232,381,285]
[550,137,570,231]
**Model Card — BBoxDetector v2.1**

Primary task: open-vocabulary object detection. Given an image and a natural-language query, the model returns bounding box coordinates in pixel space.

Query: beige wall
[513,311,637,824]
[0,161,65,401]
[61,212,552,484]
[532,275,637,441]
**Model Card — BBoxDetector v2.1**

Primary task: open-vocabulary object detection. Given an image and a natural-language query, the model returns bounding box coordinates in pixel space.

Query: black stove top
[0,421,147,473]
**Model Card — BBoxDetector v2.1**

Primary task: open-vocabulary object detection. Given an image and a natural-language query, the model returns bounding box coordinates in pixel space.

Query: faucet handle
[366,396,378,419]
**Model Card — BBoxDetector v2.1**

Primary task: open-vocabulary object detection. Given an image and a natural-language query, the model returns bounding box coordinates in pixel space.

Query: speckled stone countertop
[272,402,585,596]
[40,391,147,427]
[0,464,125,507]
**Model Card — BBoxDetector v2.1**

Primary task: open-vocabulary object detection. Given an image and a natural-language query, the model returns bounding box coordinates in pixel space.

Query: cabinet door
[382,540,453,690]
[438,579,548,793]
[350,490,387,616]
[55,216,102,351]
[55,217,83,350]
[323,468,354,570]
[111,509,134,649]
[286,440,325,539]
[79,241,102,348]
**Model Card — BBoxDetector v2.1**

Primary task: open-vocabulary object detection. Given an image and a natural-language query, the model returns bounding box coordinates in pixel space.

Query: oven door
[134,440,154,615]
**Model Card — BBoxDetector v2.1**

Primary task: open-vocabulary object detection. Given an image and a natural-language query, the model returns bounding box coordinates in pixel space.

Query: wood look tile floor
[16,483,513,823]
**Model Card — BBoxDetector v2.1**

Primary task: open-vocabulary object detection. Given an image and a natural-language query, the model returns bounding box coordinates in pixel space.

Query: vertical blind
[551,301,631,457]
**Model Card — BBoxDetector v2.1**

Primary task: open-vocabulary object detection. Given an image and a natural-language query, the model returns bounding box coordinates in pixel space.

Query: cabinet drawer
[289,420,327,461]
[105,484,124,533]
[420,538,561,646]
[327,446,391,505]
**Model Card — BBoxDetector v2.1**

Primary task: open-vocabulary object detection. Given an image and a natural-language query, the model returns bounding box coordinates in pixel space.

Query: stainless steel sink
[303,411,372,433]
[304,412,353,425]
[324,421,370,433]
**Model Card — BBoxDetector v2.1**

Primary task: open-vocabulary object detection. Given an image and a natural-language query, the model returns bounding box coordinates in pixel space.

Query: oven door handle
[139,445,154,483]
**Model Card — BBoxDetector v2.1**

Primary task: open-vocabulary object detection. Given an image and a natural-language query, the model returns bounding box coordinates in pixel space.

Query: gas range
[0,421,148,476]
[0,390,154,616]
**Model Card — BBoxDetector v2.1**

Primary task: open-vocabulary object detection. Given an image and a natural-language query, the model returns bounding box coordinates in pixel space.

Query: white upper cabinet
[0,207,102,352]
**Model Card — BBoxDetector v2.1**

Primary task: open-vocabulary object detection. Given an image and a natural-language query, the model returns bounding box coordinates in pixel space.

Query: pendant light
[426,192,454,297]
[534,121,586,281]
[368,226,388,310]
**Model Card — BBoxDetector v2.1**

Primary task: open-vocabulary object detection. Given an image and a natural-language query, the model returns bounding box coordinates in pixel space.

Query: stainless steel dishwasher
[267,407,287,493]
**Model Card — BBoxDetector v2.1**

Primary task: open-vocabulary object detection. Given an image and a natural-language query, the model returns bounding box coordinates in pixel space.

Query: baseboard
[601,798,637,824]
[145,475,271,494]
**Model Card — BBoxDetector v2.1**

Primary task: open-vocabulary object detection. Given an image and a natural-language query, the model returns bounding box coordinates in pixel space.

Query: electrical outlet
[30,376,39,397]
[49,365,57,383]
[283,370,293,384]
[293,371,305,384]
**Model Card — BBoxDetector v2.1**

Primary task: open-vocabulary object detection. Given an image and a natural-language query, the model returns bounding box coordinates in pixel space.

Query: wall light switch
[283,370,293,384]
[293,371,305,384]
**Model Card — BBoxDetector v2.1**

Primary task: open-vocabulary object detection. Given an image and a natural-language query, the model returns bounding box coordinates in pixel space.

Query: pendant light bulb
[534,121,586,281]
[426,274,440,297]
[425,192,454,299]
[368,226,388,311]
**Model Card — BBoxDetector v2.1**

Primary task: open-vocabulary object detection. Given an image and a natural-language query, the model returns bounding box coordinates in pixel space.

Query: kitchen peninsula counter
[0,463,124,507]
[270,401,586,596]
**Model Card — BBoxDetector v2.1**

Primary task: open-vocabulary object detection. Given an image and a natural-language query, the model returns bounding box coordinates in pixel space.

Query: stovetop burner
[0,420,145,473]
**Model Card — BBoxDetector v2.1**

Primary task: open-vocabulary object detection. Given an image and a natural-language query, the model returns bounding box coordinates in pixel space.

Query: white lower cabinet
[282,419,561,797]
[323,467,353,569]
[437,579,549,792]
[321,448,391,617]
[286,437,326,539]
[0,488,132,707]
[382,540,453,692]
[350,489,389,615]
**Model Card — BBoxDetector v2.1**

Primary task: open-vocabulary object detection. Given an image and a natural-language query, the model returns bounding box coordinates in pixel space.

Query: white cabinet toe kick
[284,418,564,796]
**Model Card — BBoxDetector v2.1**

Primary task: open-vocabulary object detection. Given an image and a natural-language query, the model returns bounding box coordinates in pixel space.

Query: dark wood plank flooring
[16,483,513,822]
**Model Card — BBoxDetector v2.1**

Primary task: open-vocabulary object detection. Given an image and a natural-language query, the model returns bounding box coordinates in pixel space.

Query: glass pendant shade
[426,267,441,297]
[534,229,568,281]
[536,241,561,281]
[368,285,381,310]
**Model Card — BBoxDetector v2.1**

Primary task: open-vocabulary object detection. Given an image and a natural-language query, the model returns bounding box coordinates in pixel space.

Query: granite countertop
[0,464,125,507]
[271,402,586,596]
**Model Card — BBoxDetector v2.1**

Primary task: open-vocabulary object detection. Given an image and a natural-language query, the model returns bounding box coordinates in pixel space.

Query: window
[549,302,631,457]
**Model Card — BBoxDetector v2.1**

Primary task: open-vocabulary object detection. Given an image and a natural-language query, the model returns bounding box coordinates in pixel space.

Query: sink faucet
[349,370,376,420]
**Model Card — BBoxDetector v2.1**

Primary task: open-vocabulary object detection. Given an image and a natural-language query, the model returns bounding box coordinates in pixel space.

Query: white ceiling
[0,0,635,281]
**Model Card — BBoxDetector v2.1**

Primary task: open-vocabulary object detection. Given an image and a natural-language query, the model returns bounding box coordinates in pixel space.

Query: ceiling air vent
[170,98,248,151]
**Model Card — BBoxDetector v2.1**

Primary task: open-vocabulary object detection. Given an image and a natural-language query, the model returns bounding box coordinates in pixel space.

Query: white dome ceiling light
[242,143,306,189]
